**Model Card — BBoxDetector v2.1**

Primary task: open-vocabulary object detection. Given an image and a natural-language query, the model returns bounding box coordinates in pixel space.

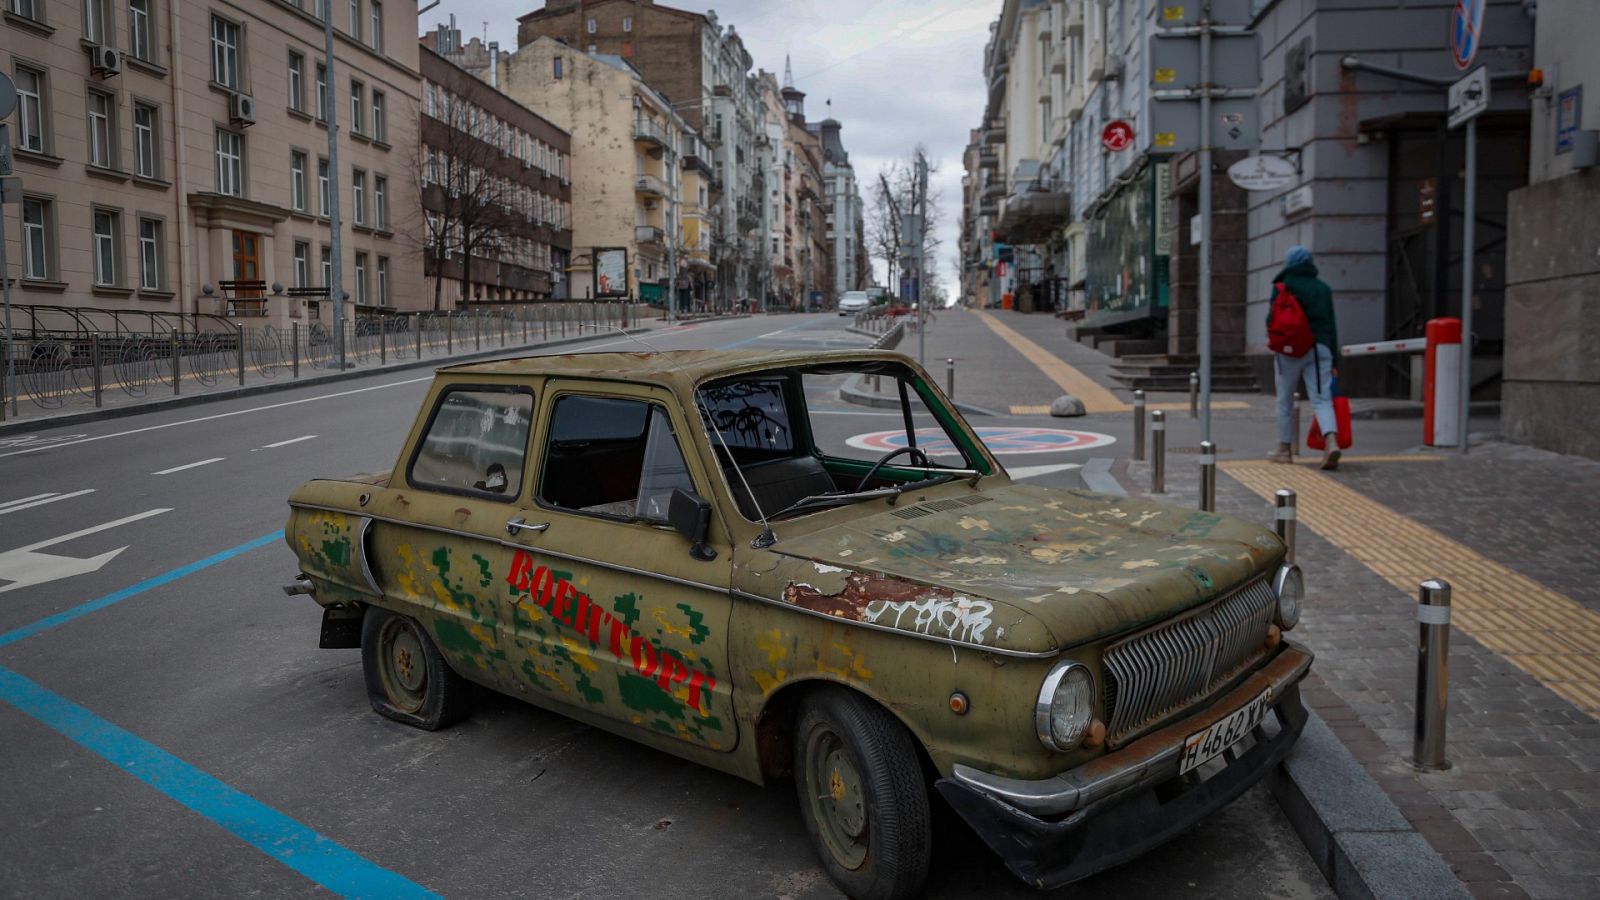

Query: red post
[1423,318,1462,447]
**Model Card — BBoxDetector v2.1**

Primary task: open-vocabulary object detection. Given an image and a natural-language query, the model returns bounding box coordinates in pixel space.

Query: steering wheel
[856,446,931,492]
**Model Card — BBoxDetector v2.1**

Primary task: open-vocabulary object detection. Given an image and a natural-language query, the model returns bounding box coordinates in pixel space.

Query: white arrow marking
[0,508,172,594]
[1008,463,1083,480]
[0,489,96,516]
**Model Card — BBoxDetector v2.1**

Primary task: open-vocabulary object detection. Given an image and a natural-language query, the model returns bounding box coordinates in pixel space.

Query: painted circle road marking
[845,427,1116,456]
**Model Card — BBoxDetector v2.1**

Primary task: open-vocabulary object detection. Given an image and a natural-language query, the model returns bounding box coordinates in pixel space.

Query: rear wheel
[361,607,471,730]
[794,688,931,900]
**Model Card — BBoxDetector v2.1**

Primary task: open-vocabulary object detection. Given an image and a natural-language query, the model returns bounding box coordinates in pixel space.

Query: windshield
[697,362,990,523]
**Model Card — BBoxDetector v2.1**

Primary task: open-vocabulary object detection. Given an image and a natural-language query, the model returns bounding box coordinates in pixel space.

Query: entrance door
[231,230,265,313]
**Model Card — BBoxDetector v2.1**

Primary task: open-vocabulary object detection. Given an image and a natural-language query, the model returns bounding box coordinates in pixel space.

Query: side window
[409,388,534,499]
[802,372,978,469]
[696,378,795,463]
[539,395,693,523]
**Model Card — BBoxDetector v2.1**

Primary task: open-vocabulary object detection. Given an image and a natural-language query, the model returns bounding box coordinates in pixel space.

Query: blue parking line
[0,530,285,649]
[0,665,438,899]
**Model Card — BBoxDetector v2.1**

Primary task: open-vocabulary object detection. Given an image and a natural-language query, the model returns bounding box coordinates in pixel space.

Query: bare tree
[412,81,528,311]
[866,148,945,299]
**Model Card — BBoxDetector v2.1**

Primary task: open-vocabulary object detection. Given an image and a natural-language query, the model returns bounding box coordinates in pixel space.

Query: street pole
[916,152,928,368]
[1,169,14,419]
[323,5,345,369]
[1457,118,1476,455]
[1198,11,1214,445]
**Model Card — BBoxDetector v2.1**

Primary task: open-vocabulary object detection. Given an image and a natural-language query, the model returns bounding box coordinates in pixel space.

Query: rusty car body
[283,349,1311,899]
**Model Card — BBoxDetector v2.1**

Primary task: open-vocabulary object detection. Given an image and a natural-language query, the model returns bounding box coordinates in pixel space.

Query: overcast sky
[419,0,995,296]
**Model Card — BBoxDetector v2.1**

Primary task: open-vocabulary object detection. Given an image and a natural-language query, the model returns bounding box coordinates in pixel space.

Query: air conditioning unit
[1103,54,1125,81]
[229,92,258,126]
[89,44,122,77]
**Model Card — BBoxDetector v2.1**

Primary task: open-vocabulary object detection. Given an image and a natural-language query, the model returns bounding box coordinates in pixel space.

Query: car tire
[361,606,472,731]
[793,687,931,900]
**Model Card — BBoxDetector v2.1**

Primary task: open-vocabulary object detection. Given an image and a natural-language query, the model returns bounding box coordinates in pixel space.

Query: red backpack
[1267,282,1315,357]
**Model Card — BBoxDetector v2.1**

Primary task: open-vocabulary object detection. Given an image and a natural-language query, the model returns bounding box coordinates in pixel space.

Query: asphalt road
[0,314,1330,899]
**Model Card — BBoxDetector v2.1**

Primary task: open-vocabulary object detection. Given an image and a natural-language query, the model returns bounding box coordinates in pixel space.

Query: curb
[0,326,658,437]
[1350,400,1500,421]
[1270,710,1468,900]
[837,373,1000,418]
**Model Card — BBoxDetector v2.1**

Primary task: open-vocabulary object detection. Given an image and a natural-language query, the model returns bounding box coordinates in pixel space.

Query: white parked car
[837,291,872,315]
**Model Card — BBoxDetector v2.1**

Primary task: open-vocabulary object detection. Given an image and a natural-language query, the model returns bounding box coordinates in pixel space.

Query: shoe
[1321,437,1342,471]
[1268,442,1293,464]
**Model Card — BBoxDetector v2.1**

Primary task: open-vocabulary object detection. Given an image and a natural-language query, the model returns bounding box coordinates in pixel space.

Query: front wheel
[794,688,931,900]
[361,607,472,730]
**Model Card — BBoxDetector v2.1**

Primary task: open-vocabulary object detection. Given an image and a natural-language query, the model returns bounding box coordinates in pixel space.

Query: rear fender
[286,481,383,605]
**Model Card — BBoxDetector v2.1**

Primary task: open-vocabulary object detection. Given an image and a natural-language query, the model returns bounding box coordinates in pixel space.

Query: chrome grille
[1102,576,1277,746]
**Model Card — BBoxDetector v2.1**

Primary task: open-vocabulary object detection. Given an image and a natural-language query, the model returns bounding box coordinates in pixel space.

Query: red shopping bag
[1306,377,1353,450]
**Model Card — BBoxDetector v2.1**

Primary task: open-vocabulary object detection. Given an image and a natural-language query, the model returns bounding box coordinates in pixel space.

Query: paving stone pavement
[1120,448,1600,900]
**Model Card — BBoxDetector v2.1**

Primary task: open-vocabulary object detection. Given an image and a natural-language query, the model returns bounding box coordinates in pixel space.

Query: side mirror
[668,488,717,561]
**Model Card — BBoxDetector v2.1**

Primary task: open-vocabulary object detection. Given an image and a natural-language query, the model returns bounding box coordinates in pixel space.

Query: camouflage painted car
[284,349,1312,899]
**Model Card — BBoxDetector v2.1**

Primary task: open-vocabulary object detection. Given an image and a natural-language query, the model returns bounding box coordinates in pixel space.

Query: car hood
[762,483,1284,652]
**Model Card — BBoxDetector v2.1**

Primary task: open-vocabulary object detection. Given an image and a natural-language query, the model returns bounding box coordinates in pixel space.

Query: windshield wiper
[768,486,901,520]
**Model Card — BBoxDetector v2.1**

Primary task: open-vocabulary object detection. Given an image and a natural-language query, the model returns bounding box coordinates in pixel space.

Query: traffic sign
[0,73,15,120]
[1150,31,1259,92]
[1451,0,1486,70]
[1447,67,1490,130]
[1150,97,1259,152]
[1227,154,1297,191]
[1101,120,1135,153]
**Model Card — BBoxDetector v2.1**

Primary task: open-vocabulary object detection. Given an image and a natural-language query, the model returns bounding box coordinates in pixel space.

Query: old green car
[284,349,1310,899]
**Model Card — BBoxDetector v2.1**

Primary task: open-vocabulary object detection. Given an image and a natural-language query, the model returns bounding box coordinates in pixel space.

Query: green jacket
[1270,262,1339,361]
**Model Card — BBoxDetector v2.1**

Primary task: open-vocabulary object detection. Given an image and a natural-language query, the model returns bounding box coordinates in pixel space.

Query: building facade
[815,118,866,298]
[419,38,572,308]
[3,0,423,325]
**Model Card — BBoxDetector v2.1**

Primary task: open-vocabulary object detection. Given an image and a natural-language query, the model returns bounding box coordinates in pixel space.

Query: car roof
[440,348,909,390]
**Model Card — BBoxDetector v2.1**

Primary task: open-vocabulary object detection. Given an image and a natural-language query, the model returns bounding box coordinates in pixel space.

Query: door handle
[506,517,550,536]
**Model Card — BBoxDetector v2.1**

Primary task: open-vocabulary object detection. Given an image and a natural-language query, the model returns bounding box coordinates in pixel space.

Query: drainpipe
[167,0,192,327]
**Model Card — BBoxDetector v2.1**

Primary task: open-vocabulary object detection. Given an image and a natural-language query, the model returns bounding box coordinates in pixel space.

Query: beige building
[2,0,423,326]
[498,38,695,306]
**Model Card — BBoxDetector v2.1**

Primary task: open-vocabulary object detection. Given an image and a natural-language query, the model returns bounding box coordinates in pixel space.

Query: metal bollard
[1290,390,1302,459]
[475,313,482,351]
[171,330,180,395]
[1274,489,1297,563]
[447,317,454,354]
[380,322,387,364]
[92,333,103,408]
[1189,371,1199,419]
[294,323,301,378]
[1198,440,1216,512]
[1151,410,1166,493]
[1414,579,1453,771]
[237,325,246,385]
[1132,389,1146,461]
[414,319,423,359]
[946,358,956,398]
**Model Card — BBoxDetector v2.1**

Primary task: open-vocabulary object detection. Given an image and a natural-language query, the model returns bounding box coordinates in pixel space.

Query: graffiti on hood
[505,549,717,715]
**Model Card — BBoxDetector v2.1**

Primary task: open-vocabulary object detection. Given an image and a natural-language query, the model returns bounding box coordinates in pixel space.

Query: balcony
[635,173,667,198]
[633,116,672,154]
[982,118,1006,146]
[995,177,1072,245]
[981,177,1005,202]
[1065,3,1084,36]
[635,225,665,246]
[736,198,761,231]
[1049,40,1066,74]
[979,146,1000,170]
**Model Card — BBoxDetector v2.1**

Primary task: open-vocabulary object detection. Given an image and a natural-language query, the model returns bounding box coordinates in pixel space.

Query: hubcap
[380,618,428,713]
[806,729,868,869]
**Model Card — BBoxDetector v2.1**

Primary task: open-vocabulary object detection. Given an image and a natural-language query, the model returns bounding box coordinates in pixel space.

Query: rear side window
[539,395,693,522]
[409,388,534,500]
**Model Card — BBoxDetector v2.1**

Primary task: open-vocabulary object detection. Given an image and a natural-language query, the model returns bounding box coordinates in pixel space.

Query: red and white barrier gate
[1341,317,1461,447]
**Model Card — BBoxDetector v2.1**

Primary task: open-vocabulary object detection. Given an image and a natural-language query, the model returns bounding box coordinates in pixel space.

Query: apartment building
[2,0,422,325]
[497,37,690,306]
[815,118,867,300]
[418,40,572,308]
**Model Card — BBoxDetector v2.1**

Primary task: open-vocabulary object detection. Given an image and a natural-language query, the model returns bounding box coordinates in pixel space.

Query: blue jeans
[1276,345,1337,444]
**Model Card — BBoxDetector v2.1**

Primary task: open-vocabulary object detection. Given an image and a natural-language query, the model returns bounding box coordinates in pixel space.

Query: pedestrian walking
[1267,246,1342,470]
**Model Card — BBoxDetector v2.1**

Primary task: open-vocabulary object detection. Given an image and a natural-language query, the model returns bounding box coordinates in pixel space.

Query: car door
[505,379,738,752]
[365,380,539,694]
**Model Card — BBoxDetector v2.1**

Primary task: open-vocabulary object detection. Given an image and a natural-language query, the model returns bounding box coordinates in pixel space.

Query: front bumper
[935,642,1313,889]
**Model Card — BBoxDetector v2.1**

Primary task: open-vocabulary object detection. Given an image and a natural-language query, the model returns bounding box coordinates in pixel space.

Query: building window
[84,0,111,44]
[312,0,327,20]
[215,128,243,197]
[293,240,311,286]
[374,175,388,230]
[138,217,163,289]
[585,17,595,33]
[317,157,330,215]
[92,208,120,286]
[377,256,389,305]
[352,169,366,225]
[290,150,307,211]
[9,0,41,22]
[369,0,382,51]
[320,244,331,286]
[349,80,364,133]
[346,0,359,40]
[133,102,159,178]
[288,51,305,112]
[553,56,563,79]
[315,62,327,120]
[128,0,156,62]
[87,90,115,169]
[370,90,385,142]
[354,252,367,304]
[21,197,52,281]
[211,15,241,89]
[15,66,47,153]
[622,15,632,32]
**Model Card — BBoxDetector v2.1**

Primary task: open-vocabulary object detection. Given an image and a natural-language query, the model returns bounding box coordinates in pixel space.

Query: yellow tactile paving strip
[972,311,1127,413]
[1223,461,1600,719]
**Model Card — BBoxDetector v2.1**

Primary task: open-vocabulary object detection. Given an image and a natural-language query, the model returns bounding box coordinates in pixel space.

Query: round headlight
[1273,564,1303,631]
[1035,662,1095,752]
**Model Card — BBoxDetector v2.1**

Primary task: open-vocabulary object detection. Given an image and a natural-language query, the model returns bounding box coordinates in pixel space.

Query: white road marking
[152,458,225,476]
[0,493,58,511]
[0,489,97,516]
[1008,463,1084,480]
[262,435,318,449]
[0,508,172,595]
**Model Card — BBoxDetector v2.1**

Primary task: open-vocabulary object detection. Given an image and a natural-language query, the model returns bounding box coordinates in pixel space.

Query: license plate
[1178,688,1273,775]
